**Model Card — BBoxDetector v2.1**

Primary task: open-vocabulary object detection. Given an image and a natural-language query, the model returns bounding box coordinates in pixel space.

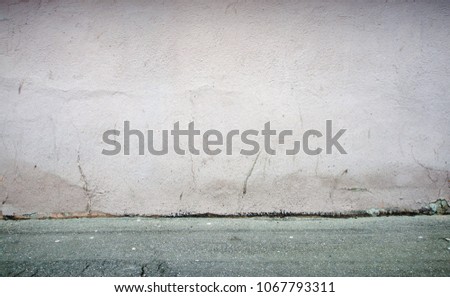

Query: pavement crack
[81,263,90,275]
[11,268,26,277]
[140,264,148,277]
[156,262,166,276]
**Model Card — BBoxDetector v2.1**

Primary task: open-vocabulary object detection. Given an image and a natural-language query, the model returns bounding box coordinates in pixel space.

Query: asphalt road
[1,216,449,276]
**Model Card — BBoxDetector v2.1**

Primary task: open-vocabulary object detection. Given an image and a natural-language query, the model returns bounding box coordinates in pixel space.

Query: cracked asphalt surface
[1,216,449,276]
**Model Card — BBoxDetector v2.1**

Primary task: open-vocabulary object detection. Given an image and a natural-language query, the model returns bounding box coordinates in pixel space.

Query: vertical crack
[1,192,8,205]
[76,150,109,214]
[329,169,348,206]
[77,151,93,214]
[18,79,24,94]
[190,154,196,188]
[241,151,261,197]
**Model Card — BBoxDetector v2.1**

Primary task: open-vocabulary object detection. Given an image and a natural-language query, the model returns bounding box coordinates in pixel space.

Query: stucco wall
[1,0,449,217]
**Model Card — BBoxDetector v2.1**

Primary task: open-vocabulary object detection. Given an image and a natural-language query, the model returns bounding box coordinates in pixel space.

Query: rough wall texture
[0,0,449,217]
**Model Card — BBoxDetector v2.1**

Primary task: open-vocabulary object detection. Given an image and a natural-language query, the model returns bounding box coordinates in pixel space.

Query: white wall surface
[0,0,449,217]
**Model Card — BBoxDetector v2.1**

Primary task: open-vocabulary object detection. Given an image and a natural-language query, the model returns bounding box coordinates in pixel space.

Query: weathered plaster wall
[1,0,449,217]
